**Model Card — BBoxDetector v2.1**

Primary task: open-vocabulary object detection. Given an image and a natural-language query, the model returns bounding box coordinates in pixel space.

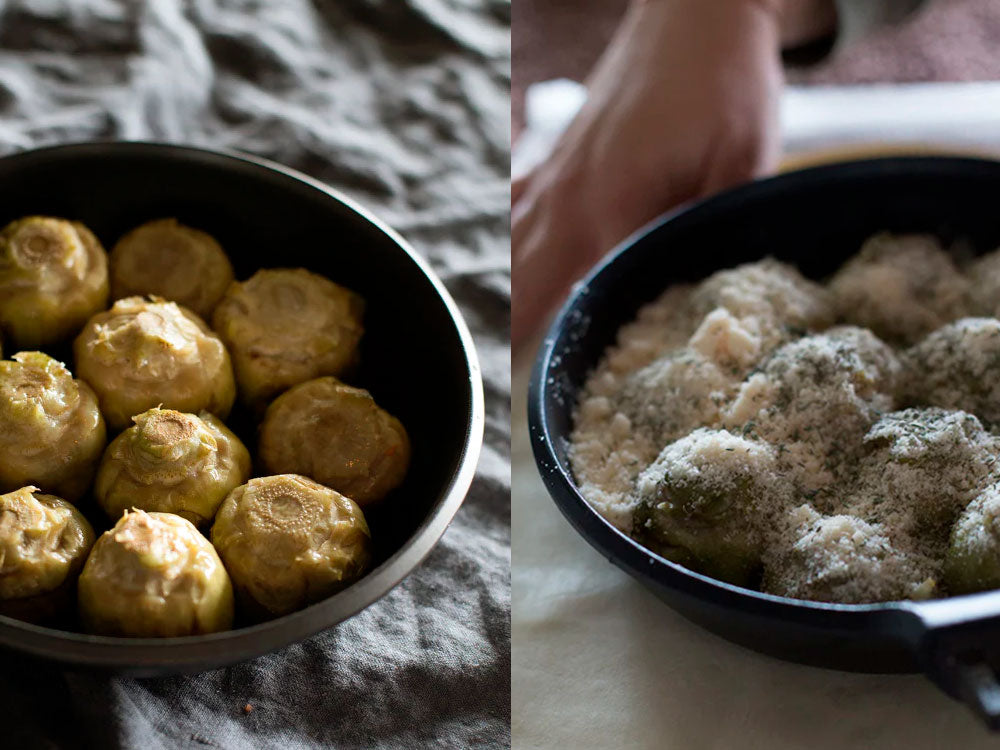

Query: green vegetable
[211,474,372,618]
[0,216,108,348]
[0,351,106,501]
[74,296,236,432]
[212,268,364,407]
[95,408,251,526]
[78,510,234,637]
[258,377,410,507]
[109,218,234,318]
[0,486,95,624]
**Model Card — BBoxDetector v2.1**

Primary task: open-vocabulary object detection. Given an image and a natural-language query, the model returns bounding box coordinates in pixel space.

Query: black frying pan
[528,156,1000,729]
[0,142,484,675]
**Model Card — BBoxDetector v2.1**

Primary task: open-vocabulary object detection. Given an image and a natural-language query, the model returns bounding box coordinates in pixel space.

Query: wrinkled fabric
[0,1,511,748]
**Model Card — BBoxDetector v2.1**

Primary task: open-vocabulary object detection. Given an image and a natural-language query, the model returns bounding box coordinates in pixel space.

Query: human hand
[512,0,788,353]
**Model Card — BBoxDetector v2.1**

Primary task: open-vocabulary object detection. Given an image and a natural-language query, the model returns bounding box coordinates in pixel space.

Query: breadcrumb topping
[569,237,1000,603]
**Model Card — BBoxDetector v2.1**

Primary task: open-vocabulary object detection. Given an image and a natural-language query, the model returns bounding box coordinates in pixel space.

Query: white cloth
[512,82,1000,748]
[513,79,1000,178]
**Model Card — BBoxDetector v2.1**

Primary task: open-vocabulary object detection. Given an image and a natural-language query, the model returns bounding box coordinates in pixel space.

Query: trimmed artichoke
[212,268,364,407]
[828,232,968,345]
[258,377,410,506]
[0,351,106,501]
[855,408,997,534]
[109,218,234,319]
[78,510,234,637]
[74,296,236,432]
[761,504,937,604]
[95,408,251,526]
[0,216,109,349]
[903,318,1000,426]
[631,429,781,586]
[211,474,372,618]
[944,485,1000,594]
[0,486,95,623]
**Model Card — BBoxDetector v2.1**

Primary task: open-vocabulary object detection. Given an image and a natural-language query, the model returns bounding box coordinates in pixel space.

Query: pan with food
[529,156,1000,729]
[0,142,483,675]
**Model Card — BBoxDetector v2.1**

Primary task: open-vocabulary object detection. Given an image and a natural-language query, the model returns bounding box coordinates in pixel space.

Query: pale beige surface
[511,346,1000,749]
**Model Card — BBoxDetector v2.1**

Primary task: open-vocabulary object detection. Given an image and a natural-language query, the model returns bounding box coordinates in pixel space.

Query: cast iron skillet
[0,142,484,676]
[529,156,1000,729]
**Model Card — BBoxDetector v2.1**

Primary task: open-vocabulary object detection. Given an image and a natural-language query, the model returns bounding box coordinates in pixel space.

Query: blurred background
[513,0,1000,139]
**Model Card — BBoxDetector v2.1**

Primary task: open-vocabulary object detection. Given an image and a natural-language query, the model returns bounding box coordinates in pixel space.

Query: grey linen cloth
[0,1,511,748]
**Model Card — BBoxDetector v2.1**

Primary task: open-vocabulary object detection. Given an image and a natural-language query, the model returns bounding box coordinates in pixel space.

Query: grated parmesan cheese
[828,233,969,345]
[966,248,1000,319]
[614,349,732,447]
[848,408,998,543]
[569,259,833,532]
[762,504,937,603]
[568,233,1000,603]
[723,326,901,495]
[903,317,1000,426]
[690,258,835,357]
[689,307,763,371]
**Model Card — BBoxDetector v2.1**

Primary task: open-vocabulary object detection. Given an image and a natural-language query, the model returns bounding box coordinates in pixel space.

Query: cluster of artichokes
[0,216,409,636]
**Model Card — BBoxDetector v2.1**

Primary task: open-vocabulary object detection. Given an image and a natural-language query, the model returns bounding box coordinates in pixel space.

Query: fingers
[511,188,596,355]
[700,143,758,198]
[512,173,530,205]
[512,250,566,355]
[511,203,559,354]
[698,120,780,199]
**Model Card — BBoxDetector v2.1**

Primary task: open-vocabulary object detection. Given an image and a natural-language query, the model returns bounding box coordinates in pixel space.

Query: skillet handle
[908,592,1000,729]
